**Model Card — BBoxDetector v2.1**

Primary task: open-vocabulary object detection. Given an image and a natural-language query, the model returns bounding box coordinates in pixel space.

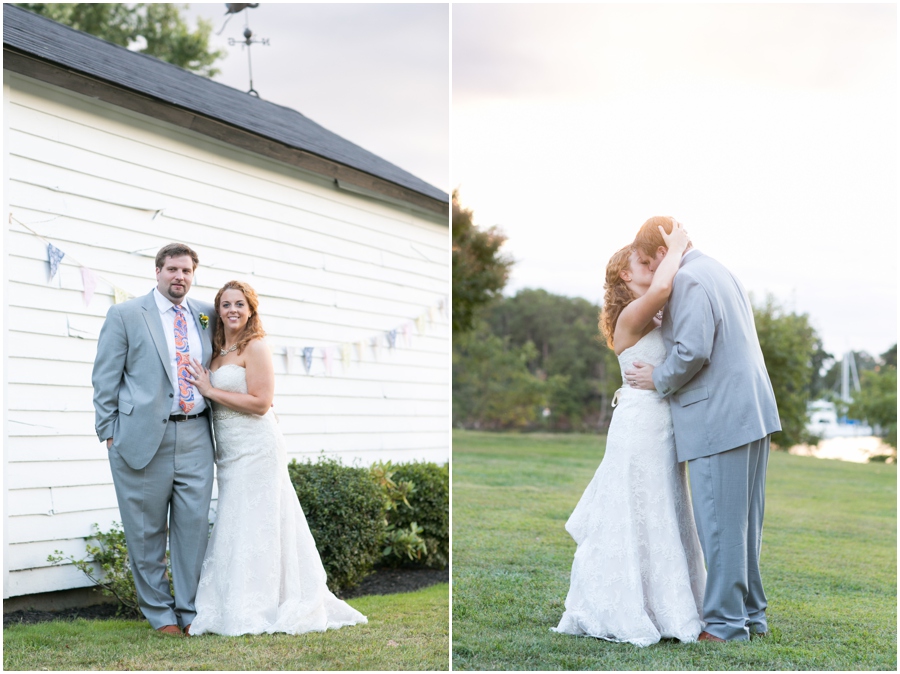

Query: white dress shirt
[153,288,207,415]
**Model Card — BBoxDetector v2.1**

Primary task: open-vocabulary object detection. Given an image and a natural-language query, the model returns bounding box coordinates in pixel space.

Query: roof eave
[3,46,449,219]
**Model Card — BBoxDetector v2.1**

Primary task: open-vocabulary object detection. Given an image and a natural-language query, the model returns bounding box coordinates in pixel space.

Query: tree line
[453,194,897,450]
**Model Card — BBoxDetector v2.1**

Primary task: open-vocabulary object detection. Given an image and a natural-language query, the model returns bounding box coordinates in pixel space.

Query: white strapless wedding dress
[190,364,367,636]
[552,328,706,647]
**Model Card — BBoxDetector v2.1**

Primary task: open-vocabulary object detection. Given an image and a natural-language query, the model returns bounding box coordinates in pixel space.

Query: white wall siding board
[9,536,109,571]
[7,436,106,463]
[9,539,100,573]
[8,384,95,413]
[7,488,54,517]
[7,460,112,491]
[7,507,122,545]
[7,484,117,517]
[4,71,448,598]
[7,564,96,597]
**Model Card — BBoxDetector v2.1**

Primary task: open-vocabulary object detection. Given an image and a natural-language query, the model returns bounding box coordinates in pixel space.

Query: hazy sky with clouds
[181,2,449,195]
[453,3,897,360]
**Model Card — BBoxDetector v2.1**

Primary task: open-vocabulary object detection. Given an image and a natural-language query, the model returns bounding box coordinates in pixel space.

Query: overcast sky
[453,3,897,361]
[181,2,449,195]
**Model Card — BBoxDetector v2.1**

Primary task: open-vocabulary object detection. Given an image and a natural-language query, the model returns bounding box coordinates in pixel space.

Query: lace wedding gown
[552,328,706,647]
[189,365,367,636]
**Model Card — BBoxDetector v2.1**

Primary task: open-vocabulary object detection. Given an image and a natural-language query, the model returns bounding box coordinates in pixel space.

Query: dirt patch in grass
[4,566,449,627]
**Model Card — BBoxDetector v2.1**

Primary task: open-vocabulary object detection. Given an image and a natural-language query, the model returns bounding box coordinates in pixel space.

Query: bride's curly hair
[213,280,267,356]
[599,245,637,350]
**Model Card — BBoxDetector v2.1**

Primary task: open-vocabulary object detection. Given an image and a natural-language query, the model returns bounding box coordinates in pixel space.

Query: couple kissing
[553,217,781,646]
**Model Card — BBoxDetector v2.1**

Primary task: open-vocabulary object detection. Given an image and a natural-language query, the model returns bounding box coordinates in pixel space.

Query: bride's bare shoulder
[241,337,270,356]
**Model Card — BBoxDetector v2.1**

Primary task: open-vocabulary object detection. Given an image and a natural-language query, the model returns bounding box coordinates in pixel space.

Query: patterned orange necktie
[173,305,195,414]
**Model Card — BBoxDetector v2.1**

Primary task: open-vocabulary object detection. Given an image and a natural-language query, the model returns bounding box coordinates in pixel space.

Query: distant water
[789,436,895,463]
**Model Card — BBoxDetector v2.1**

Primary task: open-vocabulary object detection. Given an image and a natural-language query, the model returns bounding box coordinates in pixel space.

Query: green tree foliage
[879,343,896,368]
[452,192,512,335]
[485,289,620,431]
[848,345,897,449]
[452,321,552,429]
[752,294,822,448]
[17,3,225,76]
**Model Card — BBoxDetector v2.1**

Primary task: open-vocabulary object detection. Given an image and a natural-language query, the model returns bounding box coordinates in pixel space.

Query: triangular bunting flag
[387,329,397,349]
[322,347,333,375]
[114,287,133,304]
[341,343,351,369]
[302,347,314,374]
[47,243,64,281]
[416,314,426,335]
[81,267,97,306]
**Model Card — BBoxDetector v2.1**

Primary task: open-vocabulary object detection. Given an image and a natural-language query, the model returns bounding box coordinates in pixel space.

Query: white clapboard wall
[3,72,449,598]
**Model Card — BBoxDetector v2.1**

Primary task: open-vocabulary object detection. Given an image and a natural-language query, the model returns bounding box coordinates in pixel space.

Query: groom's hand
[624,361,656,390]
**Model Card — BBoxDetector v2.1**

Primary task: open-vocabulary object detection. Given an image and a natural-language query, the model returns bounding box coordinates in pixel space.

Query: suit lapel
[141,291,177,390]
[186,298,213,367]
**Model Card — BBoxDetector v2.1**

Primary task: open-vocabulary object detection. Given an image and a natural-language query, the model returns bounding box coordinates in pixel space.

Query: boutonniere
[199,314,209,330]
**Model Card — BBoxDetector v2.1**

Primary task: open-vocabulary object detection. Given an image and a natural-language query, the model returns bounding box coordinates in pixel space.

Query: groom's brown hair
[633,216,676,258]
[155,243,199,271]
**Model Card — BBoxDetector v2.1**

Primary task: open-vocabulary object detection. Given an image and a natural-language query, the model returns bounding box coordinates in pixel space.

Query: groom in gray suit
[625,217,781,642]
[92,243,216,635]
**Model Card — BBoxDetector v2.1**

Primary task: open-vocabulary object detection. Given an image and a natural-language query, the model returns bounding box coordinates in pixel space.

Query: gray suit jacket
[92,290,216,470]
[652,249,781,462]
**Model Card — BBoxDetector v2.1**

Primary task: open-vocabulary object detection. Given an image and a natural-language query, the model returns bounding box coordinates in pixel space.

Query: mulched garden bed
[3,567,448,627]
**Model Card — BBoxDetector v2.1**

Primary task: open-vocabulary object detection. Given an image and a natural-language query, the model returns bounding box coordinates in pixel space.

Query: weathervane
[221,3,269,98]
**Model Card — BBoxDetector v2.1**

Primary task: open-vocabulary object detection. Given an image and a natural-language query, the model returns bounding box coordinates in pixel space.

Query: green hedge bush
[384,462,449,569]
[287,456,385,593]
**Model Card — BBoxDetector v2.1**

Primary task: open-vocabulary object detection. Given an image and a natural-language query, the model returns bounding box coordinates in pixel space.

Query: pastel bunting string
[11,214,136,305]
[15,212,449,378]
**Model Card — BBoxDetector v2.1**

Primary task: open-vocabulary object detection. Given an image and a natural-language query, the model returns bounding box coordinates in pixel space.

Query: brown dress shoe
[698,631,725,642]
[183,623,192,636]
[156,624,183,636]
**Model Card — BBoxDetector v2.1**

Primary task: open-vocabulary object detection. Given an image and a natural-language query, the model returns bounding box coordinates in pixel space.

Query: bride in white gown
[184,280,367,636]
[552,221,706,647]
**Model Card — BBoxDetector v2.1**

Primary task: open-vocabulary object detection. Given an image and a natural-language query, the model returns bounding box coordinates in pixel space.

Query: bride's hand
[186,358,212,396]
[660,220,690,252]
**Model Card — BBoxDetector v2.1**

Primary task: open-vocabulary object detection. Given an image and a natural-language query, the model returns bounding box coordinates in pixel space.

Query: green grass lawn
[3,583,449,671]
[451,431,897,671]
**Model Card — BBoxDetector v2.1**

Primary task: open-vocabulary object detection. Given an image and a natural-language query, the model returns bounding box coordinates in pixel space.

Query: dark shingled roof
[3,4,447,204]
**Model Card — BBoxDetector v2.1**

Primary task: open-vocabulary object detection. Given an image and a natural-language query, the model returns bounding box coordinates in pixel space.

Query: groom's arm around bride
[626,216,781,642]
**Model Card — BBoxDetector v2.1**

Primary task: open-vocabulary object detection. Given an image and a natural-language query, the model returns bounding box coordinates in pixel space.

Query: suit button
[169,393,174,398]
[163,419,167,423]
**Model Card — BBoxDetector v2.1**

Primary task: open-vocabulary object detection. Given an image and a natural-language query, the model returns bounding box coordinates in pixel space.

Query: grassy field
[451,431,897,671]
[3,583,449,671]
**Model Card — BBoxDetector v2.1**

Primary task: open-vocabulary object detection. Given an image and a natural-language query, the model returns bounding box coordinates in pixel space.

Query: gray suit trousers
[688,436,769,641]
[108,416,214,629]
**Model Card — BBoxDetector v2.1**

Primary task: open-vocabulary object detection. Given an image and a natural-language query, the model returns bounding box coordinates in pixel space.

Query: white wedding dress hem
[189,364,367,637]
[552,329,706,648]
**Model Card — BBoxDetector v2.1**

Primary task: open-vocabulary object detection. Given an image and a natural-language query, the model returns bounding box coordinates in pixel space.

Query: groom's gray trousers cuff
[688,435,769,642]
[107,416,214,629]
